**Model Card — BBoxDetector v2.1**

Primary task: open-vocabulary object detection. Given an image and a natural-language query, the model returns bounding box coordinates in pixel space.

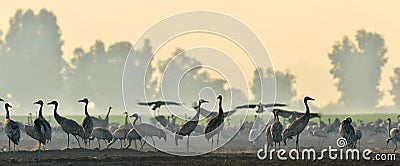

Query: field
[0,113,398,165]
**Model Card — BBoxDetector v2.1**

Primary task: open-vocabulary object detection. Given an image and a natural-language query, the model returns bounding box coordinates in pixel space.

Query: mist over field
[0,9,399,116]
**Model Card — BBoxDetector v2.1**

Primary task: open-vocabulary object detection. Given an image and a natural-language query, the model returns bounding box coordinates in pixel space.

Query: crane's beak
[0,98,4,102]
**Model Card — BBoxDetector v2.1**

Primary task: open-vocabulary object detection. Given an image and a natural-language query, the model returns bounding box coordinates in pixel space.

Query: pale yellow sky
[0,1,399,107]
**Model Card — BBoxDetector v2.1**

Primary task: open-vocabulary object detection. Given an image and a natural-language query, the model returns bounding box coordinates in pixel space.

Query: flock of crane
[1,95,400,154]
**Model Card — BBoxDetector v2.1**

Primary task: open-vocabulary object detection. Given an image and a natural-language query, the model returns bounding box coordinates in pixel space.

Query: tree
[251,67,296,104]
[64,40,139,112]
[390,68,400,109]
[156,48,247,109]
[0,9,65,111]
[328,30,387,111]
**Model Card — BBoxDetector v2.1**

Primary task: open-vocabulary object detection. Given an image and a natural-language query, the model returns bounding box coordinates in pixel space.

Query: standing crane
[204,95,225,150]
[34,100,51,144]
[282,96,315,150]
[90,127,113,149]
[129,113,166,151]
[3,103,20,152]
[124,115,142,150]
[270,109,283,148]
[48,100,84,148]
[79,98,94,149]
[175,99,209,153]
[339,117,356,148]
[386,118,400,152]
[24,100,49,150]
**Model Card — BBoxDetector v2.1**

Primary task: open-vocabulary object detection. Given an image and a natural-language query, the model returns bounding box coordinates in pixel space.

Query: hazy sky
[1,1,399,108]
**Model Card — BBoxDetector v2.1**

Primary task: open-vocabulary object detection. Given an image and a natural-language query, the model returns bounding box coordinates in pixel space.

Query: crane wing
[235,104,257,109]
[262,103,287,108]
[137,101,156,106]
[163,101,182,106]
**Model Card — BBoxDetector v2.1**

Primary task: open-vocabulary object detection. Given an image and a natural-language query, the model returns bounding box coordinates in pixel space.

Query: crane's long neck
[125,114,129,126]
[274,111,279,122]
[218,98,223,116]
[193,101,202,121]
[84,103,89,116]
[304,99,310,114]
[132,116,138,126]
[5,107,9,120]
[53,104,62,123]
[38,104,44,118]
[388,119,391,136]
[105,108,111,121]
[172,117,176,125]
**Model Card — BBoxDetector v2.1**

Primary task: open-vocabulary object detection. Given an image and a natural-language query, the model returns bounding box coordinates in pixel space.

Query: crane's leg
[211,136,214,150]
[151,137,156,151]
[98,138,101,149]
[73,135,81,148]
[217,132,220,148]
[394,142,397,152]
[67,133,70,148]
[187,135,190,153]
[125,139,131,149]
[120,139,123,149]
[134,140,138,150]
[8,138,10,152]
[139,137,147,151]
[124,139,126,146]
[296,134,299,150]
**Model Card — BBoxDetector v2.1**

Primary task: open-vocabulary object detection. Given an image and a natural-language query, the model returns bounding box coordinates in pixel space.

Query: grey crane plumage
[107,127,128,149]
[282,96,315,150]
[24,118,46,151]
[204,95,225,150]
[175,99,209,153]
[90,127,113,149]
[92,106,111,128]
[48,100,84,148]
[339,117,356,148]
[386,118,400,152]
[79,98,94,148]
[129,113,167,151]
[3,103,20,152]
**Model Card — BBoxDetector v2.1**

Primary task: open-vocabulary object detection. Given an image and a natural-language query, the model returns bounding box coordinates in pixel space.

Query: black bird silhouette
[137,100,182,114]
[235,103,287,113]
